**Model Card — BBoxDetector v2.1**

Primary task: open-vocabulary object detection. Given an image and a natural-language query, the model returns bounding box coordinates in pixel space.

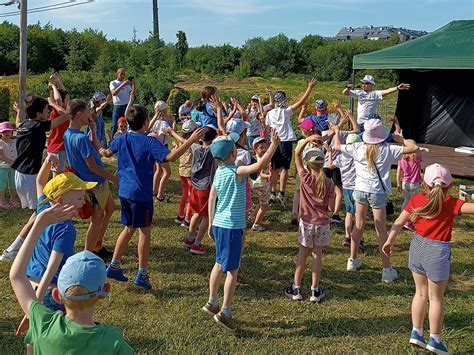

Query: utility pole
[18,0,27,116]
[152,0,159,44]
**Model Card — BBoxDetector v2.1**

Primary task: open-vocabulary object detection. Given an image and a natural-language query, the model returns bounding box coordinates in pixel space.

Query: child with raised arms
[383,163,474,354]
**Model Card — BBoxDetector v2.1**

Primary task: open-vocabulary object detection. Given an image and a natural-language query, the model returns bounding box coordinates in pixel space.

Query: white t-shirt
[236,147,251,167]
[348,90,383,124]
[265,107,296,142]
[150,120,171,146]
[323,130,347,168]
[0,139,17,168]
[341,142,403,194]
[179,104,191,116]
[109,80,132,105]
[333,154,356,190]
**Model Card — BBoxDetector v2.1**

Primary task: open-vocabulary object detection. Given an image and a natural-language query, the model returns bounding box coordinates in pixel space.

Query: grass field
[0,78,473,353]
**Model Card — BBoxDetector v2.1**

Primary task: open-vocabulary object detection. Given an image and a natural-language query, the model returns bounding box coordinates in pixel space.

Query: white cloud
[164,0,285,16]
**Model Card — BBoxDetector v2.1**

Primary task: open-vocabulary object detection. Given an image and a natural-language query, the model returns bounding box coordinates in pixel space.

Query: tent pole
[350,69,355,112]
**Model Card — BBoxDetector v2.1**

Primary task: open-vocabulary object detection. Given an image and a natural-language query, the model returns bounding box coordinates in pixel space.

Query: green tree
[176,30,188,67]
[0,21,19,75]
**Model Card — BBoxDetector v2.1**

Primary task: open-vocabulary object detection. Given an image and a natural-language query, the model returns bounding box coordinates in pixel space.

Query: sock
[194,239,201,246]
[7,236,24,252]
[271,190,276,196]
[208,297,218,306]
[412,327,423,337]
[110,259,121,269]
[187,235,195,242]
[221,306,232,317]
[430,333,441,342]
[311,287,320,292]
[138,267,148,276]
[292,283,300,290]
[279,191,285,197]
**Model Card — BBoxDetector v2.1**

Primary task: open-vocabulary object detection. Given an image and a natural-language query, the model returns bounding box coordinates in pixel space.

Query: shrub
[0,87,10,121]
[167,88,190,116]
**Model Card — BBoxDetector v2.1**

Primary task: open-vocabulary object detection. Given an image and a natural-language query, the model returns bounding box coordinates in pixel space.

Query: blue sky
[2,0,473,46]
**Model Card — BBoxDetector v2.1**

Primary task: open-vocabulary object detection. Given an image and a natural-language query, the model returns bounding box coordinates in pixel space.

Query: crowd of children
[1,72,472,354]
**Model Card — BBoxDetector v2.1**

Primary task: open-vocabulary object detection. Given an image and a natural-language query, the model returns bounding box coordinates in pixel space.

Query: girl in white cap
[383,163,474,354]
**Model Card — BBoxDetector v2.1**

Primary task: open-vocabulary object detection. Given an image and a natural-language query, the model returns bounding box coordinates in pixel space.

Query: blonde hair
[365,144,379,172]
[307,162,326,199]
[61,285,100,311]
[403,140,418,161]
[410,185,445,222]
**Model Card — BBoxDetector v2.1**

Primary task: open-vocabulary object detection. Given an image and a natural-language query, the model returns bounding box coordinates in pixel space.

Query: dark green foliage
[176,31,189,67]
[0,87,10,121]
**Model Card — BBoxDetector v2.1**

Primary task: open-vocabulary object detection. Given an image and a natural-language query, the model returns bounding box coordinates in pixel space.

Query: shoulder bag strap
[372,159,389,196]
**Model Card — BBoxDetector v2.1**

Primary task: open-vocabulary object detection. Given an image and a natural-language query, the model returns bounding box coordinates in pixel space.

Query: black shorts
[271,141,293,170]
[323,167,342,187]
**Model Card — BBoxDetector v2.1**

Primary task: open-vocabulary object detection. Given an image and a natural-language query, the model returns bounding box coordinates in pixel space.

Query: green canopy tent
[353,20,474,147]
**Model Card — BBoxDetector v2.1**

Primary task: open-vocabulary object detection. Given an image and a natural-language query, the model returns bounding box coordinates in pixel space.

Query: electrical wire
[0,0,93,17]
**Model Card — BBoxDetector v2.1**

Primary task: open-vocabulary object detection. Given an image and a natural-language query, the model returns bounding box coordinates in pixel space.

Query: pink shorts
[297,220,330,248]
[245,179,252,210]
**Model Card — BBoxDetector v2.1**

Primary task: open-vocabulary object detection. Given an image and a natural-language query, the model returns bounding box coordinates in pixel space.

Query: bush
[0,87,10,122]
[167,88,190,116]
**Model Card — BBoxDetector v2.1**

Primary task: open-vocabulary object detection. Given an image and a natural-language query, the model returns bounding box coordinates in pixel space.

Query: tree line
[0,21,400,82]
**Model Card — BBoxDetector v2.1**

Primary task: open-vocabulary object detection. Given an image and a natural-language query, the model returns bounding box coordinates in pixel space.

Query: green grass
[0,160,473,353]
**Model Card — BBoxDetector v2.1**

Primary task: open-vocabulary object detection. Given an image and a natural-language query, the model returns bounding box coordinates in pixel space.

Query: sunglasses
[362,82,372,85]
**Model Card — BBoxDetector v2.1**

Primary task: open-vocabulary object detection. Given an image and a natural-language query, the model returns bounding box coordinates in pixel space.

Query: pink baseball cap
[362,120,389,144]
[423,163,452,187]
[0,121,13,133]
[299,117,316,130]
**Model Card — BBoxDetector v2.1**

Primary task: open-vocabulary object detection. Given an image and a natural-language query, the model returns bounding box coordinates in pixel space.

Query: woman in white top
[331,120,419,283]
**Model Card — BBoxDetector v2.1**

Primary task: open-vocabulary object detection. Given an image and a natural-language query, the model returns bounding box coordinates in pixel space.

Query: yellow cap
[39,172,98,205]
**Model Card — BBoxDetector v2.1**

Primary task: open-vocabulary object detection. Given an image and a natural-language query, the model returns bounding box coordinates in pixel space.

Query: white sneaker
[251,224,266,232]
[381,267,399,283]
[0,249,18,262]
[346,258,362,272]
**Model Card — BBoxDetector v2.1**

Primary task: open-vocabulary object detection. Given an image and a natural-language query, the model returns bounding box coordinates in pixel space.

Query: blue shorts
[212,226,243,272]
[43,288,65,312]
[120,197,153,228]
[409,233,451,282]
[353,190,387,209]
[343,188,355,214]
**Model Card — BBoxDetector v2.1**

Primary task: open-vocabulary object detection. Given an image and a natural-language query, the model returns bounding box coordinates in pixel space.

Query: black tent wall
[395,69,474,147]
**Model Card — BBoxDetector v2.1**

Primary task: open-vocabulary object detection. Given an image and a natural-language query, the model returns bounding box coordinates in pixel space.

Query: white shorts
[15,171,37,210]
[48,150,67,173]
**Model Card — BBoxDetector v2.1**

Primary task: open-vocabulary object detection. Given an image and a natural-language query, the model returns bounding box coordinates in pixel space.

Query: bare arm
[294,139,308,176]
[35,251,63,302]
[389,116,402,134]
[396,164,403,190]
[36,158,52,199]
[381,83,410,97]
[342,83,354,96]
[460,202,474,214]
[290,78,317,111]
[0,150,13,165]
[265,87,274,107]
[329,124,342,151]
[165,128,205,162]
[49,83,62,106]
[47,98,70,129]
[95,94,112,114]
[111,80,130,96]
[85,156,117,185]
[382,210,411,256]
[49,73,66,91]
[163,127,186,144]
[210,95,226,135]
[207,185,217,238]
[298,103,308,124]
[14,102,23,128]
[148,112,160,131]
[124,83,136,118]
[392,130,419,154]
[237,130,280,177]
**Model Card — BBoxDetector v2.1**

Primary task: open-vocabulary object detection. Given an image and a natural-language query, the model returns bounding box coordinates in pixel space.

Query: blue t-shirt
[26,195,76,285]
[64,128,105,184]
[212,165,246,229]
[86,113,107,148]
[197,102,218,127]
[308,114,329,132]
[109,132,169,202]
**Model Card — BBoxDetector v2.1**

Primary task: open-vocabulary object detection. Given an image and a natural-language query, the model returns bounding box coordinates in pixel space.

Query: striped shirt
[212,164,246,229]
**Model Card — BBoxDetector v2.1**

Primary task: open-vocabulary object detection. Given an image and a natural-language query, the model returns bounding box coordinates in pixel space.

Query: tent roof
[353,20,474,69]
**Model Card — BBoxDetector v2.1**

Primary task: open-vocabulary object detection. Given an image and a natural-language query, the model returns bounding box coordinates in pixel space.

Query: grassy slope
[0,78,473,353]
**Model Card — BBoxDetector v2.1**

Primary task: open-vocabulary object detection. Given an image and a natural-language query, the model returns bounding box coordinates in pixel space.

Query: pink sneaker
[190,244,206,255]
[403,221,415,232]
[182,238,194,248]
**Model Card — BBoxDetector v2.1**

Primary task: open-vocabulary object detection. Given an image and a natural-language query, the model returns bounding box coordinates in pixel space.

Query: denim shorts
[408,233,451,282]
[343,188,355,214]
[352,190,387,209]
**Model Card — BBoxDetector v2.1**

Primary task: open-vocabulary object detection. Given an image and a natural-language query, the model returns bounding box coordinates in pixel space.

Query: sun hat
[346,133,362,144]
[362,120,389,144]
[226,118,251,135]
[210,133,240,161]
[299,117,317,130]
[92,92,107,102]
[154,100,168,111]
[39,172,97,206]
[118,116,127,124]
[367,113,382,121]
[57,251,108,300]
[252,136,268,150]
[182,120,201,133]
[0,121,14,132]
[303,148,325,163]
[424,163,452,187]
[315,99,328,111]
[251,95,260,101]
[273,91,287,108]
[361,75,376,85]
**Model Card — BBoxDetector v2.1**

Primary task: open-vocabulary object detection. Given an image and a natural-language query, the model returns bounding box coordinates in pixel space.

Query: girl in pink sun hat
[383,163,474,354]
[0,121,21,208]
[330,119,419,283]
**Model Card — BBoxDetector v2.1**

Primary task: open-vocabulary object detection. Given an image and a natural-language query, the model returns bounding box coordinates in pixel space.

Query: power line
[0,0,93,17]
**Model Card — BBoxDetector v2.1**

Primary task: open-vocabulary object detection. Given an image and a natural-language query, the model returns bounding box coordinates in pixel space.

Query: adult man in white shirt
[342,75,410,130]
[109,68,132,136]
[178,100,193,121]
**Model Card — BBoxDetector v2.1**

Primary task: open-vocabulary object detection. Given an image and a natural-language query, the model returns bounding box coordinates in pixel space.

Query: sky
[1,0,473,46]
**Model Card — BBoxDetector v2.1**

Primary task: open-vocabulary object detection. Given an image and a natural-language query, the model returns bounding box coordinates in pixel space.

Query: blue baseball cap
[315,99,328,110]
[92,92,107,102]
[226,118,250,135]
[57,251,108,300]
[210,133,240,161]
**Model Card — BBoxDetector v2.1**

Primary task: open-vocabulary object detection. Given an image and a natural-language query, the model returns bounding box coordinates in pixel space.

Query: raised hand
[38,204,79,225]
[397,83,410,90]
[209,94,222,108]
[270,129,281,145]
[392,130,405,143]
[190,127,206,142]
[332,99,342,109]
[13,102,19,113]
[308,78,317,88]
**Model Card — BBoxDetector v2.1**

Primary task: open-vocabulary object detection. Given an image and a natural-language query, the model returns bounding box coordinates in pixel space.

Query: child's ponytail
[365,144,379,172]
[410,184,445,221]
[312,168,327,200]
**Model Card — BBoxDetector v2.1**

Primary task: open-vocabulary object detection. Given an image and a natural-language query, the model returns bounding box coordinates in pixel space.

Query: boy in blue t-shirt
[202,130,280,331]
[100,105,204,289]
[63,99,117,255]
[15,157,97,338]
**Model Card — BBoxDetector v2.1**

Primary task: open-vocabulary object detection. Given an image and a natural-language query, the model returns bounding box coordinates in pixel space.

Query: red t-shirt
[404,193,465,242]
[47,108,69,153]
